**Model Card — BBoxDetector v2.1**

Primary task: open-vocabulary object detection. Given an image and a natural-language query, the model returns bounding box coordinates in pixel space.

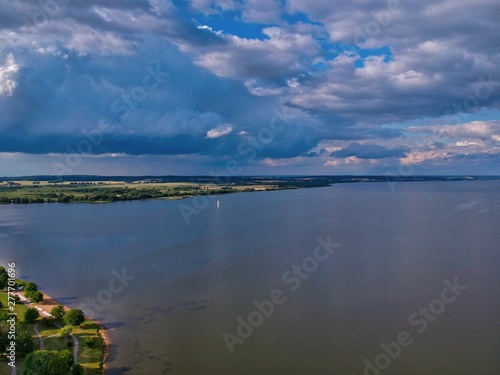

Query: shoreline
[0,184,305,205]
[95,319,111,374]
[2,176,499,206]
[16,289,111,374]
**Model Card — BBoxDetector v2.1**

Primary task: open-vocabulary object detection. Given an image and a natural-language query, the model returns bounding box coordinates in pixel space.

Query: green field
[73,322,106,375]
[0,181,266,204]
[0,175,340,204]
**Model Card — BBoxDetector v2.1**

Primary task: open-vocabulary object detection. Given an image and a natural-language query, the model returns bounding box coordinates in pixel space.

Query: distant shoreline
[1,175,498,205]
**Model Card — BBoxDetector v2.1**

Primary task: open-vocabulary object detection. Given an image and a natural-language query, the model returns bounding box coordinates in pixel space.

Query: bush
[0,309,8,322]
[64,308,85,326]
[41,317,53,327]
[84,337,98,348]
[14,323,35,358]
[24,308,39,324]
[24,282,38,292]
[26,290,44,303]
[0,266,8,289]
[71,363,84,375]
[51,304,65,320]
[59,325,73,338]
[23,350,73,375]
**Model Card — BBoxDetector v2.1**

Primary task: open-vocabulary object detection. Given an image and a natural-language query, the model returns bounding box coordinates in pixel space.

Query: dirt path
[33,321,79,362]
[54,322,79,363]
[17,291,82,364]
[33,323,45,350]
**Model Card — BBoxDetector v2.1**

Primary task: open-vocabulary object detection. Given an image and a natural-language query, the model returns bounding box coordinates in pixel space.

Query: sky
[0,0,499,176]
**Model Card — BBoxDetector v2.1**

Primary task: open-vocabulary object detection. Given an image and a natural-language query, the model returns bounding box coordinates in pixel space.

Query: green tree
[0,323,35,358]
[71,363,84,375]
[59,325,73,339]
[59,349,74,367]
[24,282,38,292]
[24,307,39,324]
[32,290,44,303]
[84,337,98,348]
[0,309,8,322]
[64,308,85,326]
[41,317,52,327]
[14,323,35,358]
[26,289,44,303]
[22,349,73,375]
[0,266,8,289]
[51,304,65,320]
[0,325,9,353]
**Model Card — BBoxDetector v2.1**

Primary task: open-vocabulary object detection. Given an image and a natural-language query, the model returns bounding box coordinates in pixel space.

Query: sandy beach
[16,290,111,374]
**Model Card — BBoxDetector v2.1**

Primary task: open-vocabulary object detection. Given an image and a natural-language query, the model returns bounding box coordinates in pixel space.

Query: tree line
[0,186,238,204]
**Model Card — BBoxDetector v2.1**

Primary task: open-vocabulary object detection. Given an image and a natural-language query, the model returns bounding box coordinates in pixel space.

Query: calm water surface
[1,181,499,374]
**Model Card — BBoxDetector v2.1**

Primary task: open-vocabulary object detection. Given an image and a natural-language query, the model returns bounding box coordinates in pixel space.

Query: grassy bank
[0,287,107,374]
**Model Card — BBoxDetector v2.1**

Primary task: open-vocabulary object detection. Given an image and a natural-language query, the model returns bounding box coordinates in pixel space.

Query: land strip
[1,175,498,204]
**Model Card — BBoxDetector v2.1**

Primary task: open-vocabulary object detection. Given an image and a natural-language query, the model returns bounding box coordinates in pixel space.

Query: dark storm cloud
[0,0,499,174]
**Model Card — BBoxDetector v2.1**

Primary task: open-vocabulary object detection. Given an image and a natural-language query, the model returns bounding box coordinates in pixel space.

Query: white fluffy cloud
[191,25,321,82]
[407,121,500,140]
[0,54,18,96]
[206,124,233,138]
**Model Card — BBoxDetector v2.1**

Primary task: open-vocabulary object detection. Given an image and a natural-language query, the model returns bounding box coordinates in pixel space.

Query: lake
[1,181,499,374]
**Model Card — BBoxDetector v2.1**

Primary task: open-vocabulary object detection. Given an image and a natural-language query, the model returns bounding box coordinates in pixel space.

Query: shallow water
[1,181,499,374]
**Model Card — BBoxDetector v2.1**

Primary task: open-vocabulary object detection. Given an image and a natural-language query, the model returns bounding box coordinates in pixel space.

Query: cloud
[180,0,500,127]
[206,124,233,138]
[241,0,282,24]
[0,0,499,174]
[406,121,500,140]
[0,54,18,96]
[397,120,500,166]
[66,28,135,56]
[190,25,321,83]
[189,0,239,15]
[331,142,408,159]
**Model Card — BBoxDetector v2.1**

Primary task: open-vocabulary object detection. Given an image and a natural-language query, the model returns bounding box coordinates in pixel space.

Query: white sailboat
[217,200,220,208]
